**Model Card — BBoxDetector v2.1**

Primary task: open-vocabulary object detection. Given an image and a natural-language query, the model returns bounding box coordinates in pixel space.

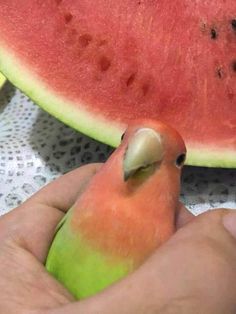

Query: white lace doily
[0,83,235,216]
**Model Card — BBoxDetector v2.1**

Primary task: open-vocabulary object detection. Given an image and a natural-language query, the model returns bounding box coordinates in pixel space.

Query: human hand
[0,163,101,313]
[0,164,236,314]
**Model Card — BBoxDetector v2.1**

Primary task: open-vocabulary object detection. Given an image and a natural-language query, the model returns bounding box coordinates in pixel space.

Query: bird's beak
[123,128,164,181]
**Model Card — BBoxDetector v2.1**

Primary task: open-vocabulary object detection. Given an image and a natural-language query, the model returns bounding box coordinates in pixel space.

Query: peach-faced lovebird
[46,120,186,299]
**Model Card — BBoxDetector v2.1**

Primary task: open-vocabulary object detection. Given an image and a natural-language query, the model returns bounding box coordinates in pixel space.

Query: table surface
[0,82,235,216]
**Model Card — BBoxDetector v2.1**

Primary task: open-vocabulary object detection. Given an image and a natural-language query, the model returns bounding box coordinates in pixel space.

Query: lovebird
[46,119,186,300]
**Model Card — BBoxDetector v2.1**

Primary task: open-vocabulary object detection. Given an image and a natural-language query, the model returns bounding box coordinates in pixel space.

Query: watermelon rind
[0,43,235,168]
[0,72,6,89]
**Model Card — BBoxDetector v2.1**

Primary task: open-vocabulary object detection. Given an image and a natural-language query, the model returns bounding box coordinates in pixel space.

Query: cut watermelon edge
[0,42,235,168]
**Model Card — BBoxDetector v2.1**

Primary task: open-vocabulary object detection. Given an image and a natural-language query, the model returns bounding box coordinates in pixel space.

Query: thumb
[172,208,236,246]
[152,208,236,314]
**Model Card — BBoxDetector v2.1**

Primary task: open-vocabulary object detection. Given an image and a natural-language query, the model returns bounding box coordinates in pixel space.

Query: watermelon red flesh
[0,0,235,167]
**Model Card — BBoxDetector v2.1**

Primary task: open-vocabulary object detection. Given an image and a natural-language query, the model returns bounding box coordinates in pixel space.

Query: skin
[0,163,236,314]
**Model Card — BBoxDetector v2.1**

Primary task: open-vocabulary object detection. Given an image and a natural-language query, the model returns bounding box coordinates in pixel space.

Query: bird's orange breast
[71,180,176,265]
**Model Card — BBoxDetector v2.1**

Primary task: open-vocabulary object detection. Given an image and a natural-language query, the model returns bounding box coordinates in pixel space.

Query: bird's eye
[176,153,186,168]
[121,132,125,141]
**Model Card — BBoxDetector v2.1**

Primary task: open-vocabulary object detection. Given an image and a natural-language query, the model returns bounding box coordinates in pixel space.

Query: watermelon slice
[0,72,6,89]
[0,1,235,167]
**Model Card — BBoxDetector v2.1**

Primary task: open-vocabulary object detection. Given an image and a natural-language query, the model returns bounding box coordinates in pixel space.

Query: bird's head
[120,119,186,183]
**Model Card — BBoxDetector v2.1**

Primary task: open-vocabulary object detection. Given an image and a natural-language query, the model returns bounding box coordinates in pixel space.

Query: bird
[46,119,187,300]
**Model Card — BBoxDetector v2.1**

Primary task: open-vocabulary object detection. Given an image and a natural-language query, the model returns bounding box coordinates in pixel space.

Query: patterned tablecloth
[0,83,235,216]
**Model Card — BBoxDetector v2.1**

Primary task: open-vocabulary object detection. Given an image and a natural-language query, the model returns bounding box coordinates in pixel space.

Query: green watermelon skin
[0,1,235,167]
[0,72,6,89]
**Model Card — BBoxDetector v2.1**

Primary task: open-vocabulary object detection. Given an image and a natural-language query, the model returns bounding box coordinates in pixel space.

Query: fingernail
[223,213,236,239]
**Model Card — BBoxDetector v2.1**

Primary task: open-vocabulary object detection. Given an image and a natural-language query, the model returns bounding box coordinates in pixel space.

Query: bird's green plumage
[46,211,133,299]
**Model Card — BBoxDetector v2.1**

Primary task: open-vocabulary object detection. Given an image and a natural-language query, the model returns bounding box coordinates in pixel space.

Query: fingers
[172,208,233,243]
[157,208,236,312]
[51,208,236,314]
[0,163,102,262]
[25,163,102,212]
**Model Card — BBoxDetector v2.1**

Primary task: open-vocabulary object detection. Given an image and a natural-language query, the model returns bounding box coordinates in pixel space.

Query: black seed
[79,34,92,47]
[231,19,236,30]
[64,12,73,24]
[99,56,111,72]
[232,60,236,72]
[217,67,223,79]
[200,22,207,32]
[210,28,217,39]
[126,73,136,87]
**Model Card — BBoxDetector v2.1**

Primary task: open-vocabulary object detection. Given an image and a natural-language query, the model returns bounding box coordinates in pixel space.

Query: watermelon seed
[64,12,73,24]
[216,67,224,79]
[232,60,236,72]
[210,28,217,39]
[79,34,93,47]
[99,56,111,72]
[200,22,207,33]
[126,73,136,87]
[231,19,236,30]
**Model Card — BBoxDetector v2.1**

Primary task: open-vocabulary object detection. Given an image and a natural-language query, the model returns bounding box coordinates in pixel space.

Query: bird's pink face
[120,119,187,182]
